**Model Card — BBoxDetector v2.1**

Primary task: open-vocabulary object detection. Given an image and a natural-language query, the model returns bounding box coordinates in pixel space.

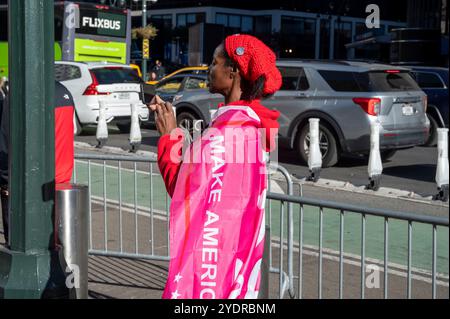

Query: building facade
[136,2,407,65]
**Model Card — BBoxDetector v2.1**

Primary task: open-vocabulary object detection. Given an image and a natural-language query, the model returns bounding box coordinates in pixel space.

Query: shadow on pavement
[383,164,436,183]
[141,136,159,147]
[88,255,167,298]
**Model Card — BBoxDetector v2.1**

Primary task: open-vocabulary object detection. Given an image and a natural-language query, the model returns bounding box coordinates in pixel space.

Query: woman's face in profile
[208,45,233,96]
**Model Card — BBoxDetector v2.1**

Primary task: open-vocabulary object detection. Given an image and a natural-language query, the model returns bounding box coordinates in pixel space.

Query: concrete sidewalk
[86,201,448,299]
[1,209,448,299]
[86,252,449,299]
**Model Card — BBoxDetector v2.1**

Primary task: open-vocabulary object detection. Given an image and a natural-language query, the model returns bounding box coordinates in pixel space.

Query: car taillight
[353,98,381,116]
[422,95,428,112]
[83,71,109,96]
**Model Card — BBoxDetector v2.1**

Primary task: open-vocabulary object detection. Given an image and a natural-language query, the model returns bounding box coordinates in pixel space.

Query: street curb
[272,173,449,208]
[75,141,157,159]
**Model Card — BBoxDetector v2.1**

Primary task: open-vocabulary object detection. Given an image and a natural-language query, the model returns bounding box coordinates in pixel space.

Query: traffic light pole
[0,0,68,298]
[142,0,148,82]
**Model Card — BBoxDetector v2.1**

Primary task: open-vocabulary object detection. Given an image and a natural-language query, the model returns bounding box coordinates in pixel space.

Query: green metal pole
[0,0,68,299]
[142,0,148,82]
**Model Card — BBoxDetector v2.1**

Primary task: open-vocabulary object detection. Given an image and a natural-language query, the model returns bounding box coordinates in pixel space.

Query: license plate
[117,93,130,100]
[402,104,414,116]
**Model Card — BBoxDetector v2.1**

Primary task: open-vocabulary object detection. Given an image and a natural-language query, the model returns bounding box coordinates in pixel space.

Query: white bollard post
[434,128,449,201]
[96,100,108,148]
[307,118,322,182]
[129,102,142,153]
[193,119,203,142]
[172,106,177,118]
[367,121,383,191]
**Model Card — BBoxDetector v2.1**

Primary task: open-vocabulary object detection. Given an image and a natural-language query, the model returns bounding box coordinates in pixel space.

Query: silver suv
[172,60,430,167]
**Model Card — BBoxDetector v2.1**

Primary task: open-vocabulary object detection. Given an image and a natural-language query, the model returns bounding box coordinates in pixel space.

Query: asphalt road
[76,124,443,198]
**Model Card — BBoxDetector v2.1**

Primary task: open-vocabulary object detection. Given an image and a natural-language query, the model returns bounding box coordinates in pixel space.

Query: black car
[409,66,449,146]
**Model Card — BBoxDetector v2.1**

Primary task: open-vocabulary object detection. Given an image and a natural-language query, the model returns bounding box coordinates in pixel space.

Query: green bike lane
[74,160,449,276]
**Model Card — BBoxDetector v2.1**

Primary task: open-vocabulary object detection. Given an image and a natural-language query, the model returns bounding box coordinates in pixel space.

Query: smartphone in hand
[141,82,156,105]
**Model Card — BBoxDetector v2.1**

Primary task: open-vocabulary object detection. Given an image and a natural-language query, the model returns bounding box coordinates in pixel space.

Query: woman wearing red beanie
[148,34,282,299]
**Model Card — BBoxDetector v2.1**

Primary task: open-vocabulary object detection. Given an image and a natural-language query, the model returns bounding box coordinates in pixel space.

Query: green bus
[0,1,132,78]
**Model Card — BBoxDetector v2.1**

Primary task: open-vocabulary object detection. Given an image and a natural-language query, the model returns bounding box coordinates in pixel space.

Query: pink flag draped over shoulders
[162,106,268,299]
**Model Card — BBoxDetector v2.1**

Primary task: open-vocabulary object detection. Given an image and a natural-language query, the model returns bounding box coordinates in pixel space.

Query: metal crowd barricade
[74,153,171,262]
[266,191,449,299]
[73,152,449,299]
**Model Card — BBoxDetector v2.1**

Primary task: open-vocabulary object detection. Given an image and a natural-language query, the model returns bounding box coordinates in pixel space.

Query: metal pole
[0,0,68,299]
[259,225,270,299]
[142,0,148,82]
[56,184,89,299]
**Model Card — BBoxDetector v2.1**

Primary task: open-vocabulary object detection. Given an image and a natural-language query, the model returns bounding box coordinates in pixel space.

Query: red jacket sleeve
[157,128,184,197]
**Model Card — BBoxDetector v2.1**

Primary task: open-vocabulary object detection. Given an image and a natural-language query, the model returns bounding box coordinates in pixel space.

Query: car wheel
[177,111,201,135]
[116,122,131,134]
[298,122,339,168]
[424,114,438,147]
[74,113,83,136]
[380,149,397,161]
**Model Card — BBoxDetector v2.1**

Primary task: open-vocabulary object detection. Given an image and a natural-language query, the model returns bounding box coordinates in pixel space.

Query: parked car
[407,66,449,146]
[172,60,430,167]
[145,74,208,126]
[155,74,207,103]
[146,66,209,85]
[55,61,149,134]
[130,63,143,78]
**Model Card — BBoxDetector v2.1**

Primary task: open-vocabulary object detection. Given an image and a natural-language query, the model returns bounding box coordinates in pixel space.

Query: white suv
[55,61,149,134]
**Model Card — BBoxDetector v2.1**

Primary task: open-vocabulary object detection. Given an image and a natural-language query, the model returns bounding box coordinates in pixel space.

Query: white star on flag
[171,290,181,299]
[174,273,183,283]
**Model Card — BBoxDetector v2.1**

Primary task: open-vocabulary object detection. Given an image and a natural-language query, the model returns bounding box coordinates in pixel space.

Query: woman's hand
[147,95,177,136]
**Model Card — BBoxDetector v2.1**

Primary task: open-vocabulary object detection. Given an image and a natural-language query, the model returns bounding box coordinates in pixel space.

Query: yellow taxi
[130,63,143,78]
[146,66,209,85]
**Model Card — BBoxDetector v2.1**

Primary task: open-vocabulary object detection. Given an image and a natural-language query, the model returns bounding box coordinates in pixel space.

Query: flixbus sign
[62,2,131,64]
[78,5,127,38]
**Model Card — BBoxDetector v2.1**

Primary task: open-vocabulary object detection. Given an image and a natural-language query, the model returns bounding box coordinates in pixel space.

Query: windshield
[91,67,142,84]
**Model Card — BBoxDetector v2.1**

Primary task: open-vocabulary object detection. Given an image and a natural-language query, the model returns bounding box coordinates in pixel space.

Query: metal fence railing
[73,153,449,299]
[266,192,449,299]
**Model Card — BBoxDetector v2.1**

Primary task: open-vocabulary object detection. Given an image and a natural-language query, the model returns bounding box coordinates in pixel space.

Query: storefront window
[216,13,227,26]
[334,20,352,59]
[319,19,330,59]
[177,13,205,27]
[242,16,253,33]
[229,15,241,28]
[177,14,186,27]
[280,16,316,58]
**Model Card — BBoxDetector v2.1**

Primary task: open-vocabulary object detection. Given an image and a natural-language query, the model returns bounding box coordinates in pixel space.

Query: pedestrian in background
[0,77,8,246]
[0,81,75,247]
[152,60,166,80]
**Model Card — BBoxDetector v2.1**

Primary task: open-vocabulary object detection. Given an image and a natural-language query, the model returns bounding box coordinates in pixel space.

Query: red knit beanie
[224,34,282,96]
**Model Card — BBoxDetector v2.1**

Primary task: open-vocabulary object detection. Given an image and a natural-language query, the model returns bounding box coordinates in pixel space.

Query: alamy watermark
[65,264,81,289]
[366,264,381,289]
[166,125,279,174]
[65,4,80,29]
[366,4,381,29]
